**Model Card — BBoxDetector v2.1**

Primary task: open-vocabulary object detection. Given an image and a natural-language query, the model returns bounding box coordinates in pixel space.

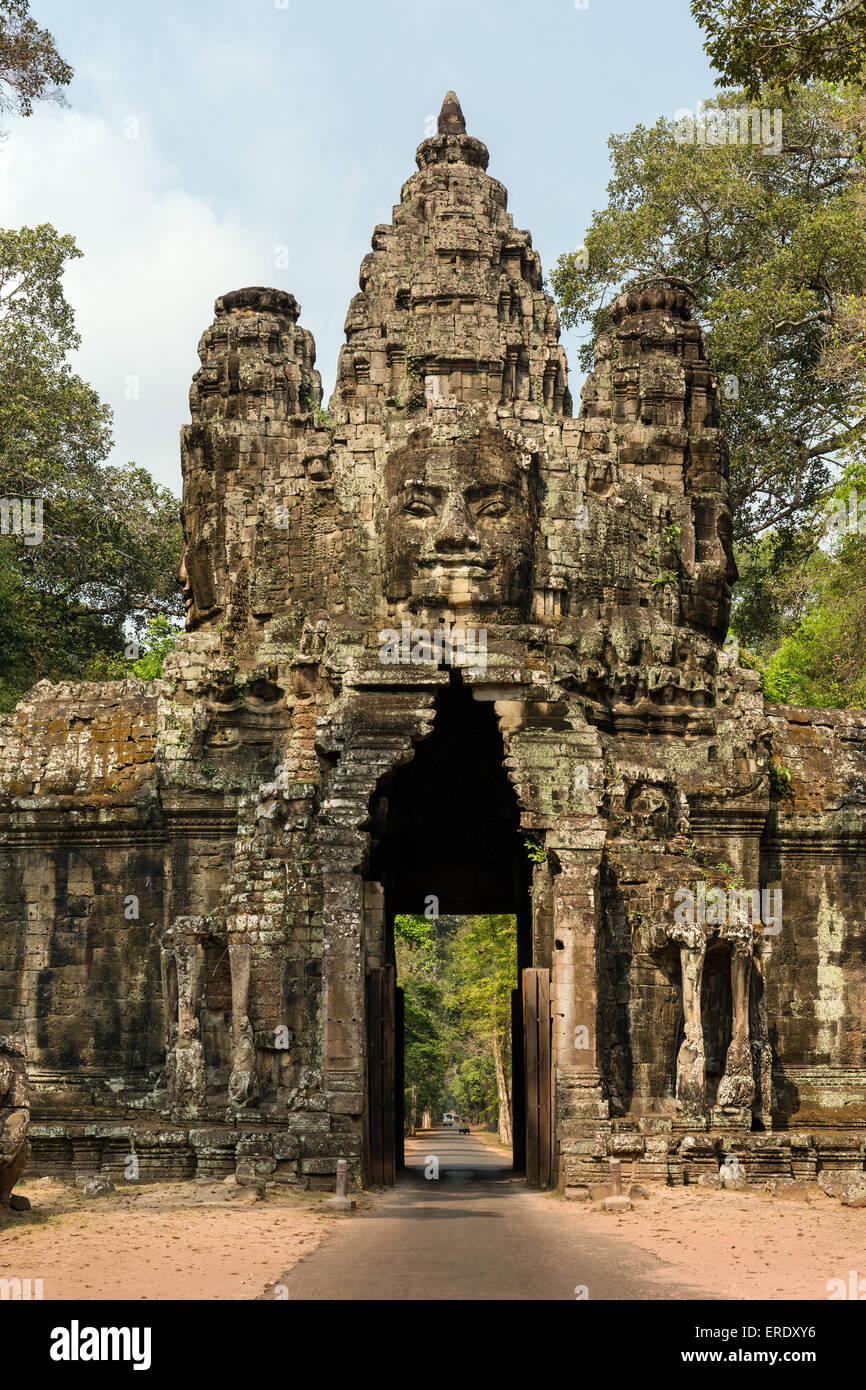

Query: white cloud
[0,105,280,494]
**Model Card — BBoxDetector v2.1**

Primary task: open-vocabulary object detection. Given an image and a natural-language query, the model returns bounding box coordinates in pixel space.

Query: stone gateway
[1,95,865,1191]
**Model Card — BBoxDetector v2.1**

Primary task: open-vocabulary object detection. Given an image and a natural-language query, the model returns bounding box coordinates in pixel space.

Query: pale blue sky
[2,0,718,493]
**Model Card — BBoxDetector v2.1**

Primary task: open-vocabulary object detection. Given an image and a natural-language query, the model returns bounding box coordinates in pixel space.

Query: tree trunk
[492,1027,513,1146]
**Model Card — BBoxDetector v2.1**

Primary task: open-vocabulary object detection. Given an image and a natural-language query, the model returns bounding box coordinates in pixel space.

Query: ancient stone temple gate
[1,94,866,1193]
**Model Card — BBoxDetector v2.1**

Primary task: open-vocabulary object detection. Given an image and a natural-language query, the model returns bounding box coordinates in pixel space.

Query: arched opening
[363,672,534,1180]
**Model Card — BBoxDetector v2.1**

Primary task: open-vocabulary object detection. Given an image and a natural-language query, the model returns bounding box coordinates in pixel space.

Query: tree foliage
[755,458,866,705]
[693,0,866,96]
[551,84,866,547]
[0,0,71,126]
[394,914,517,1133]
[0,224,183,710]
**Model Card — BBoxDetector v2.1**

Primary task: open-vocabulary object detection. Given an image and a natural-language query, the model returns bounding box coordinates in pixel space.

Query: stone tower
[1,95,865,1190]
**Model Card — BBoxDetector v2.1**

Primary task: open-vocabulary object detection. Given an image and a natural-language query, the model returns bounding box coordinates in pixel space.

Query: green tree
[551,83,866,548]
[394,915,450,1129]
[446,916,516,1145]
[759,457,866,704]
[0,224,183,710]
[693,0,866,96]
[449,1048,498,1127]
[0,0,71,128]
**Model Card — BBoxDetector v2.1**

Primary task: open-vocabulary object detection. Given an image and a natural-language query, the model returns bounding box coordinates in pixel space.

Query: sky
[0,0,719,495]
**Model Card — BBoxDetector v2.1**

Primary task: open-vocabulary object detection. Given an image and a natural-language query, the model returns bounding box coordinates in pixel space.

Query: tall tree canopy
[692,0,866,95]
[0,0,71,125]
[551,84,866,548]
[0,224,183,710]
[394,914,517,1140]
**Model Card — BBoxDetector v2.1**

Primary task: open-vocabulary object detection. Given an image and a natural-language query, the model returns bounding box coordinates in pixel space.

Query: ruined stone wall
[761,706,866,1126]
[0,682,167,1099]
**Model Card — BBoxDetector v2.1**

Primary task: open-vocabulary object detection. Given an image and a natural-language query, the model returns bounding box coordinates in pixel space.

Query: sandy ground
[3,1163,865,1301]
[551,1182,866,1300]
[0,1178,367,1301]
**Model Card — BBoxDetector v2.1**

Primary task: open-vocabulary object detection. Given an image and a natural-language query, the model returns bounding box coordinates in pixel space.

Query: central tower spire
[437,90,466,135]
[331,91,571,416]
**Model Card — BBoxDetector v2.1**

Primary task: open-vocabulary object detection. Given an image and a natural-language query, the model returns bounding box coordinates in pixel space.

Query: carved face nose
[433,494,479,552]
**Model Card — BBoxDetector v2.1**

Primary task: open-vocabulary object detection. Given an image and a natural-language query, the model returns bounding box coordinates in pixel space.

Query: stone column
[676,940,707,1117]
[750,946,774,1127]
[320,862,365,1087]
[160,919,206,1110]
[551,852,605,1085]
[717,944,755,1111]
[228,940,258,1107]
[550,846,609,1189]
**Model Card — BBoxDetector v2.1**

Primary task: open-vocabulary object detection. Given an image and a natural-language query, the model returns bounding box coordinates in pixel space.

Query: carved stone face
[177,508,221,629]
[624,782,675,837]
[383,427,533,615]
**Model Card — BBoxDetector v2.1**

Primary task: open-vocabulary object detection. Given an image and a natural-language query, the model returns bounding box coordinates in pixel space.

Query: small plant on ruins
[769,758,793,798]
[715,861,745,891]
[298,842,316,878]
[200,762,216,779]
[664,522,682,549]
[304,394,334,430]
[524,837,548,864]
[652,568,678,589]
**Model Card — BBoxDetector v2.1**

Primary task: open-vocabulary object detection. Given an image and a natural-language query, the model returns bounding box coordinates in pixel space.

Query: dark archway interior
[365,673,533,1169]
[368,674,531,935]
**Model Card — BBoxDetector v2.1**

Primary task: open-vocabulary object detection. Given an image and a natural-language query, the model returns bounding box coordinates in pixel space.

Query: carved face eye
[402,496,437,518]
[475,495,509,519]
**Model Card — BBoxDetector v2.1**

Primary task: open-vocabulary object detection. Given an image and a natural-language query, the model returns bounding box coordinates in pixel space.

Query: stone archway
[363,674,533,1176]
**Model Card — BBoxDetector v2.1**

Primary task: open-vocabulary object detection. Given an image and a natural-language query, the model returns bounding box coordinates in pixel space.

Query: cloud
[0,104,284,494]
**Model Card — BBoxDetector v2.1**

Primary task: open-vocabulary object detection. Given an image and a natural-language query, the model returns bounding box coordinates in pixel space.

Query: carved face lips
[383,428,533,616]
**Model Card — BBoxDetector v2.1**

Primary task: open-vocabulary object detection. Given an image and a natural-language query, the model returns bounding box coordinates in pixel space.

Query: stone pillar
[676,940,707,1118]
[551,853,604,1082]
[717,944,755,1113]
[320,850,367,1127]
[160,919,206,1111]
[228,940,258,1107]
[550,847,609,1187]
[750,946,774,1128]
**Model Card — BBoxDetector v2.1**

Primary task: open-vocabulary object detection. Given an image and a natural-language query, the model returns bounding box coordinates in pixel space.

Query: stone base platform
[560,1123,866,1192]
[26,1117,360,1191]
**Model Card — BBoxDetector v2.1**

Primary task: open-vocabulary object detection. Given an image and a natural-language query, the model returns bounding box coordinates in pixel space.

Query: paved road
[266,1128,716,1301]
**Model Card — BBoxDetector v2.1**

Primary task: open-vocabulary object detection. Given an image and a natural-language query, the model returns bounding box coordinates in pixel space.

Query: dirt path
[5,1134,865,1301]
[264,1129,715,1301]
[556,1180,866,1301]
[0,1178,353,1300]
[265,1129,866,1301]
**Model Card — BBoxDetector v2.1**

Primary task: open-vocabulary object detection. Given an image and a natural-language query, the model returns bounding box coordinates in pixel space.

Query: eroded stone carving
[0,1034,30,1212]
[383,425,534,618]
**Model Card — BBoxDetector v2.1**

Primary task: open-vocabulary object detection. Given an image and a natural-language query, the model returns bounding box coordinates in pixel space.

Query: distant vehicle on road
[458,1126,470,1134]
